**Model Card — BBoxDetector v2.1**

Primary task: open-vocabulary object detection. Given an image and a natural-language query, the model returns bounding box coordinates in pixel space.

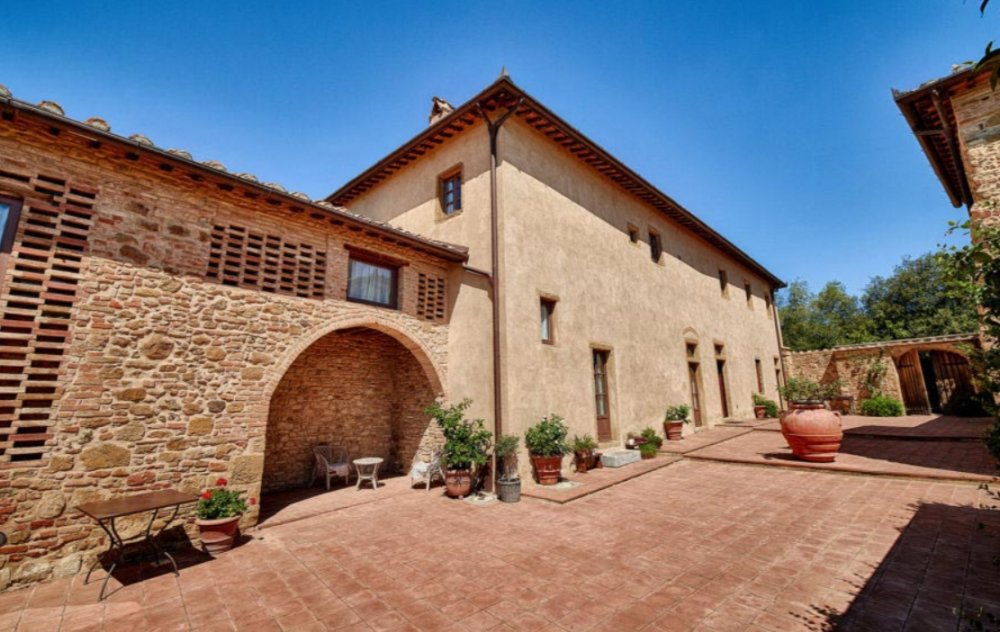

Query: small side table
[354,457,383,491]
[77,489,199,601]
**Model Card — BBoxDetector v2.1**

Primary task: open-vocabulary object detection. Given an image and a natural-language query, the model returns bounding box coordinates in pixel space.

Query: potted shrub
[195,477,253,555]
[752,393,779,419]
[495,434,521,503]
[572,434,601,473]
[425,399,493,498]
[524,415,570,485]
[638,427,663,459]
[777,378,844,463]
[625,432,646,450]
[663,405,691,441]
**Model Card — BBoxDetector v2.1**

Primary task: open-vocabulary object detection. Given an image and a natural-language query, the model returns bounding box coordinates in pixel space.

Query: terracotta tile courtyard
[3,415,1000,632]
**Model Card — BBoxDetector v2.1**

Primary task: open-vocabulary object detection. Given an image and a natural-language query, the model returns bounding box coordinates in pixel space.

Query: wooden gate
[929,351,974,410]
[895,350,930,415]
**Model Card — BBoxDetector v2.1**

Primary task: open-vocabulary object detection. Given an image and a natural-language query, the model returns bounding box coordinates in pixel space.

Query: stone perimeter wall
[782,347,904,405]
[0,120,454,591]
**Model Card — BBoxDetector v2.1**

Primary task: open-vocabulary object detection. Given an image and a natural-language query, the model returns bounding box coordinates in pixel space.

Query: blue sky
[0,1,994,295]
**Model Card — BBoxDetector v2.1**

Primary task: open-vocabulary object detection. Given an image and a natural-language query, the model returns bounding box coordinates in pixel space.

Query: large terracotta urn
[779,404,843,463]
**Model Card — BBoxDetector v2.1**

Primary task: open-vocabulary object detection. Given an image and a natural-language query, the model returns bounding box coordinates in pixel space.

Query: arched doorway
[894,349,976,415]
[262,326,442,493]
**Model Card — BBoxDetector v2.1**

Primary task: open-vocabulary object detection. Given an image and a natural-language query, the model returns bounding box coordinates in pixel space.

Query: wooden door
[895,350,930,415]
[717,360,729,418]
[930,351,975,410]
[688,362,704,427]
[593,350,612,441]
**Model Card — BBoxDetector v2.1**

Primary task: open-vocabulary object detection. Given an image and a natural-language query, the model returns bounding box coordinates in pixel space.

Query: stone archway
[261,326,443,493]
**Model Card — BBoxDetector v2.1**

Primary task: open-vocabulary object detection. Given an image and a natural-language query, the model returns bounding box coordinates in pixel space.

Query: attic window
[440,170,462,216]
[649,229,662,263]
[628,224,639,244]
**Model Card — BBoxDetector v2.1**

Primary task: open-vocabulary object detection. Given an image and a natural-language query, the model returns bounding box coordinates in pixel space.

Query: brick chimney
[429,96,454,126]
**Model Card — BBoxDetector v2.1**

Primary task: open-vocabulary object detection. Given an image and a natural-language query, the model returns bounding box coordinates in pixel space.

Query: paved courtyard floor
[2,456,999,632]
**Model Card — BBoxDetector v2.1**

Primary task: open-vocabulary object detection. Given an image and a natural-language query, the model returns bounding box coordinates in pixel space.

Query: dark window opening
[649,230,662,262]
[718,269,728,295]
[540,298,556,344]
[347,257,398,309]
[440,172,462,216]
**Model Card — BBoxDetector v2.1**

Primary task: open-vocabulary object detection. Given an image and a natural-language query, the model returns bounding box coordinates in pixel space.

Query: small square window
[347,257,398,309]
[440,171,462,216]
[686,343,697,358]
[649,229,662,263]
[765,292,773,317]
[718,269,728,296]
[745,282,752,307]
[540,298,556,344]
[714,344,724,357]
[628,224,639,244]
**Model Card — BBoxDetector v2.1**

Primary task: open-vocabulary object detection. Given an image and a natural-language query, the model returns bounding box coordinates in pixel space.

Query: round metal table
[353,457,384,491]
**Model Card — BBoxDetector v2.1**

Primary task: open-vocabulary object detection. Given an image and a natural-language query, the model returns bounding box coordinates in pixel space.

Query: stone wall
[954,79,1000,227]
[782,347,903,404]
[0,116,456,590]
[264,328,440,491]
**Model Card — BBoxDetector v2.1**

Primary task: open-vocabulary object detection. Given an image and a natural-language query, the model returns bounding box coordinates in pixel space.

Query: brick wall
[0,116,455,590]
[264,328,440,491]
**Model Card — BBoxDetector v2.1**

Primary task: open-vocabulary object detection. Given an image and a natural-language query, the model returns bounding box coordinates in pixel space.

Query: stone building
[894,63,1000,226]
[781,334,980,415]
[0,75,784,590]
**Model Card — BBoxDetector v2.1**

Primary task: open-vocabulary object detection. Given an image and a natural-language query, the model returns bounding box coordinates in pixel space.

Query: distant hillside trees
[777,252,978,351]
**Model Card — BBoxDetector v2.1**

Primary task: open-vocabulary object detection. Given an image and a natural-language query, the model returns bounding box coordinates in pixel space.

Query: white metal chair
[410,450,445,491]
[313,446,350,490]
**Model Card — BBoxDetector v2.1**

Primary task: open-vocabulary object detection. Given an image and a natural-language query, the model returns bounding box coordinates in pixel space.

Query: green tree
[778,280,870,350]
[776,280,819,351]
[861,253,978,341]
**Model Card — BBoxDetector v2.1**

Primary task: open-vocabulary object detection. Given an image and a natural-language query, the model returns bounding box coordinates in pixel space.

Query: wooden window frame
[0,196,24,288]
[346,252,400,310]
[540,297,557,345]
[438,167,463,218]
[755,358,764,393]
[649,228,662,263]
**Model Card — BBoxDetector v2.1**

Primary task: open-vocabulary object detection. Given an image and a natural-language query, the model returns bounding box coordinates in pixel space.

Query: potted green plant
[663,404,691,441]
[524,415,570,485]
[776,378,844,463]
[495,434,521,503]
[195,477,253,555]
[638,427,663,459]
[425,399,493,498]
[752,393,779,419]
[572,434,601,473]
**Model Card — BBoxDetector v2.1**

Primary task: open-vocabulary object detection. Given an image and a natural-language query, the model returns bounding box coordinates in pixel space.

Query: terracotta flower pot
[779,404,843,463]
[195,515,241,555]
[574,449,591,474]
[444,469,472,498]
[531,455,563,485]
[664,421,685,441]
[754,405,767,419]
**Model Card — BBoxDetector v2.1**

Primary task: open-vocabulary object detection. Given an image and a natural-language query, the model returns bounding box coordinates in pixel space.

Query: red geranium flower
[249,497,256,505]
[201,491,212,500]
[216,478,228,487]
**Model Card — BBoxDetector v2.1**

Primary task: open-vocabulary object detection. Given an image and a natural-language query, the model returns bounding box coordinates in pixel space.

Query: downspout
[477,98,522,488]
[770,287,789,409]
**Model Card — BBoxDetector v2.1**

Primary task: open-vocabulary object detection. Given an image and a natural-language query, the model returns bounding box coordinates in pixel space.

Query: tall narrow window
[540,298,556,344]
[718,269,728,296]
[745,282,752,307]
[649,229,662,263]
[593,350,612,441]
[347,257,398,308]
[0,196,23,285]
[765,292,773,317]
[440,171,462,216]
[755,358,764,393]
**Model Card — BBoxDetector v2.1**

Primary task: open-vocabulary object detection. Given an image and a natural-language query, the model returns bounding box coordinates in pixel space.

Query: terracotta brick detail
[206,223,327,299]
[416,273,447,321]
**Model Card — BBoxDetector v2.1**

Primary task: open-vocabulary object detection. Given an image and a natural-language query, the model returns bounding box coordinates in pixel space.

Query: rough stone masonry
[0,100,461,591]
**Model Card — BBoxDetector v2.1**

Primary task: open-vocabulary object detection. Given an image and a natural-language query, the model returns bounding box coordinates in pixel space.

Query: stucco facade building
[0,76,783,590]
